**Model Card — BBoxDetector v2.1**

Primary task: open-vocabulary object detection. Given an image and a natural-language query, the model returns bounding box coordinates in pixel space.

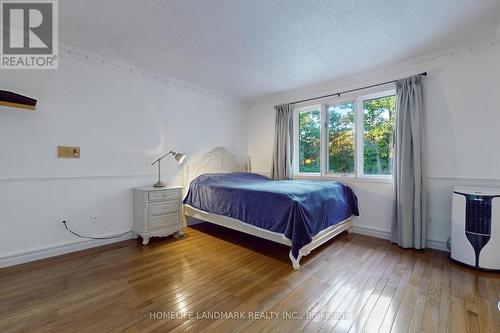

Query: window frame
[293,88,396,182]
[325,98,357,177]
[293,104,323,176]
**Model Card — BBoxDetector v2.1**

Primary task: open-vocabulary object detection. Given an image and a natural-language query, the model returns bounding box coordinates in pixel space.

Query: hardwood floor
[1,223,499,333]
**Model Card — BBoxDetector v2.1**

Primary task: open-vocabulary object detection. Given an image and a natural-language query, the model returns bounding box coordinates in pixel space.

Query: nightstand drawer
[149,212,180,229]
[149,190,181,201]
[149,200,179,216]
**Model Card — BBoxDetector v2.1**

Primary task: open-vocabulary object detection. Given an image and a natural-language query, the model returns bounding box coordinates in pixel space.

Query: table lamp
[151,150,186,187]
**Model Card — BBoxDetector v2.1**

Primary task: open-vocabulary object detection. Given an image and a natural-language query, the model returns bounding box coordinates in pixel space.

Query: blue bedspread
[183,172,359,259]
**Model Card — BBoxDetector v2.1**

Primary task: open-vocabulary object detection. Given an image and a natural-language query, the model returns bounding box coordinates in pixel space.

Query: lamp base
[153,181,166,188]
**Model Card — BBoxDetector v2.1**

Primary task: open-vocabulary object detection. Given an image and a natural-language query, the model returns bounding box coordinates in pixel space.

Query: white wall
[248,40,500,251]
[0,46,248,266]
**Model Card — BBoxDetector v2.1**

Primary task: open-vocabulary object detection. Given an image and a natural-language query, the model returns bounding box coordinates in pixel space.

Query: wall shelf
[0,90,37,111]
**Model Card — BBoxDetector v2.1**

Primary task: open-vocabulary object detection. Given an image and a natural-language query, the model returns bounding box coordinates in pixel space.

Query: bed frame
[182,147,353,270]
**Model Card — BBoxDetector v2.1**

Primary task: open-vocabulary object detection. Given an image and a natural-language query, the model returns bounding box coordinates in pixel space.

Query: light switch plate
[58,146,80,158]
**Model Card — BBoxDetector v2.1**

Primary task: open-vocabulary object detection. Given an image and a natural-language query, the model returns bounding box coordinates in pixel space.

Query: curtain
[271,104,294,180]
[391,75,426,249]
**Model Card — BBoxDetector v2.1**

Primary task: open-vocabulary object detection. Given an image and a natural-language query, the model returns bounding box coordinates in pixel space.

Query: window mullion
[292,109,300,175]
[321,104,327,177]
[356,98,364,177]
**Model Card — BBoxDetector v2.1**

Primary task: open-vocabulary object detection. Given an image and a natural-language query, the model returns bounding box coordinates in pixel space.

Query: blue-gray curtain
[391,75,426,249]
[271,104,294,180]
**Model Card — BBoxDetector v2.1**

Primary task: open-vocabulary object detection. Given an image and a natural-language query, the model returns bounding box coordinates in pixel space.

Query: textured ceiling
[59,0,500,100]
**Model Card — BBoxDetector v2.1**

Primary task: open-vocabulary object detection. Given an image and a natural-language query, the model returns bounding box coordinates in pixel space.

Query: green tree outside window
[328,102,355,174]
[363,96,396,175]
[298,110,321,172]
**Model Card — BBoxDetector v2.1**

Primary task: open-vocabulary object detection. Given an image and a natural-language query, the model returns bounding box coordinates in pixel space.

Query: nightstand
[133,186,184,245]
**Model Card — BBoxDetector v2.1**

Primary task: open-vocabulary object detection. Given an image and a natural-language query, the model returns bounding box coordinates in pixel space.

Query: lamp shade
[174,152,186,164]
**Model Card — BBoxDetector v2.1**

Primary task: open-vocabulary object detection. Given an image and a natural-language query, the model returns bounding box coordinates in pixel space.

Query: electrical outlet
[90,213,98,224]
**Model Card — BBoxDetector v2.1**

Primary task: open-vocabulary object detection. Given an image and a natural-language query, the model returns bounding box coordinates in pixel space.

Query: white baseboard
[352,225,392,240]
[351,225,449,252]
[426,238,450,252]
[0,232,132,269]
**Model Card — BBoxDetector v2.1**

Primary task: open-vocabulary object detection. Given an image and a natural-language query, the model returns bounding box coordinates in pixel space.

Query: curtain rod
[278,72,427,106]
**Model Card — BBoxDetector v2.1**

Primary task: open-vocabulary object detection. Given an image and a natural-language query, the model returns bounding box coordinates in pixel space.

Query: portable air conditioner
[451,186,500,271]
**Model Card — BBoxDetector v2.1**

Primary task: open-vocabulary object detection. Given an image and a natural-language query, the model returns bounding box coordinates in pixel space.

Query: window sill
[293,174,393,184]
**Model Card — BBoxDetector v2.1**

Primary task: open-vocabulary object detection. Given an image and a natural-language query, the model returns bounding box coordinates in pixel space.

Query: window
[363,95,396,175]
[328,102,355,174]
[298,108,321,173]
[294,90,396,179]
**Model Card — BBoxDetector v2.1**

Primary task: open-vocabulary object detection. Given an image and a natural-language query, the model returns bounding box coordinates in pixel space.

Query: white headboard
[183,147,249,187]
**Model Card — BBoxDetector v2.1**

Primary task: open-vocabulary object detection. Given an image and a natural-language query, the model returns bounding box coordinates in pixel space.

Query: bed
[182,147,359,270]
